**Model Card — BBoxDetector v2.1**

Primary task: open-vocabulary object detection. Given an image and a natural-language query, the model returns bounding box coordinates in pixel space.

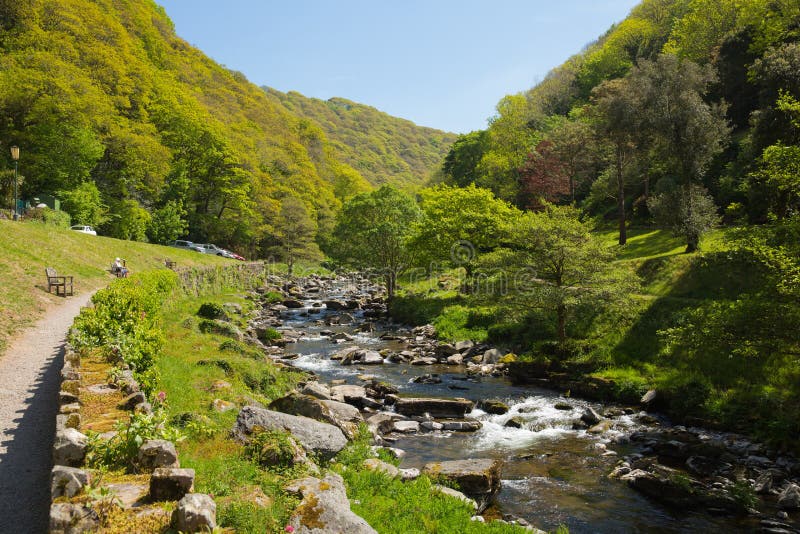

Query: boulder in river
[422,458,502,511]
[477,399,509,415]
[287,473,376,534]
[580,407,603,426]
[393,397,474,418]
[232,406,348,461]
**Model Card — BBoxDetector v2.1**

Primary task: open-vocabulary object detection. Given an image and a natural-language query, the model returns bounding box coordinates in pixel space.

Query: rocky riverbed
[242,274,800,533]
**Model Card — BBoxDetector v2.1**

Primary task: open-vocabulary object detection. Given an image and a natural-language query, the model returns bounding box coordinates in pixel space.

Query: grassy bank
[0,219,230,354]
[391,226,799,448]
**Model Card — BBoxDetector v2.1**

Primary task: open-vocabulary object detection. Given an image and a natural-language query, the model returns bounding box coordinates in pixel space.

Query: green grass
[0,219,230,354]
[334,431,530,534]
[156,290,309,533]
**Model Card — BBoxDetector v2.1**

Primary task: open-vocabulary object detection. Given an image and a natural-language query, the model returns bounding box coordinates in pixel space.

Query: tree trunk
[557,304,567,344]
[385,271,396,302]
[616,148,627,246]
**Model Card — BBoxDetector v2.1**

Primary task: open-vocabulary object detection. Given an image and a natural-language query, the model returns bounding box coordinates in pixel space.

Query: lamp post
[10,146,19,221]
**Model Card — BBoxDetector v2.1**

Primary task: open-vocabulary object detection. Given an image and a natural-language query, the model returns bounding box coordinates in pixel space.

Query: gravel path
[0,292,94,533]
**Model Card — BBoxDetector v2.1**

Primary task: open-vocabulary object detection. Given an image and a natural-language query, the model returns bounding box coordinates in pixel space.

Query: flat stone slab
[422,458,502,497]
[393,397,474,418]
[232,406,348,460]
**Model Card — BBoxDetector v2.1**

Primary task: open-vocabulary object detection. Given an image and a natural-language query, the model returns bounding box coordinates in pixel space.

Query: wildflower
[285,526,295,533]
[157,391,167,402]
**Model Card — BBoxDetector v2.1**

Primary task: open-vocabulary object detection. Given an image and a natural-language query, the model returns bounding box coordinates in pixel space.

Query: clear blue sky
[157,0,640,133]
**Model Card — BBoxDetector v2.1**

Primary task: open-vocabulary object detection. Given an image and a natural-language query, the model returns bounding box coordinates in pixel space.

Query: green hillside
[266,89,457,191]
[0,218,230,354]
[0,0,449,258]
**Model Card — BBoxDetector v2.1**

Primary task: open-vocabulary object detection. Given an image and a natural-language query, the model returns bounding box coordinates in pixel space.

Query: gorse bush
[71,271,178,395]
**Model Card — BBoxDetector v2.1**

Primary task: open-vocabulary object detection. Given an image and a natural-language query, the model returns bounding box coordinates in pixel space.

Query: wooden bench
[45,267,74,297]
[164,258,177,270]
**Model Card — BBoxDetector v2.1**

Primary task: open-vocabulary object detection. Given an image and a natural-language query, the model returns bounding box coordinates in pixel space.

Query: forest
[0,0,453,256]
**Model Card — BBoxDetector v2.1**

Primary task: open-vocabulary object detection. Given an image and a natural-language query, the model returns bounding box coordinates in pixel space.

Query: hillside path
[0,291,94,533]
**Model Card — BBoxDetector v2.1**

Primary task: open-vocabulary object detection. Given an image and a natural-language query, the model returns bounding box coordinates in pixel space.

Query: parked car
[219,248,245,260]
[195,243,227,256]
[167,239,197,251]
[70,225,97,236]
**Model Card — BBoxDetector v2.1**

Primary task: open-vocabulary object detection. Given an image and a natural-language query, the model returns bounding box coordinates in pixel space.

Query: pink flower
[157,391,166,402]
[285,526,295,533]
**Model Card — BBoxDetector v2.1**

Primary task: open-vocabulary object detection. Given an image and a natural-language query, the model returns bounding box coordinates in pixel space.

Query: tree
[272,196,321,276]
[509,204,635,343]
[592,77,642,245]
[633,54,730,251]
[441,130,488,187]
[518,140,571,209]
[648,184,720,251]
[103,199,151,242]
[59,182,108,227]
[146,200,188,245]
[409,184,520,286]
[330,186,420,300]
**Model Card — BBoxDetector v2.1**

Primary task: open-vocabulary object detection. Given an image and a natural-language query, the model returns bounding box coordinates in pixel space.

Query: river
[269,278,766,533]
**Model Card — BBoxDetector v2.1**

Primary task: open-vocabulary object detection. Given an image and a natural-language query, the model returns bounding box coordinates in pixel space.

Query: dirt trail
[0,292,94,533]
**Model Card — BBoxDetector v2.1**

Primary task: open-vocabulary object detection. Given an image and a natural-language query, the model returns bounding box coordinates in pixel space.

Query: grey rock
[149,468,195,501]
[49,503,99,533]
[287,473,377,534]
[432,485,478,511]
[778,483,800,510]
[482,348,503,364]
[269,392,363,439]
[361,351,384,365]
[477,399,509,415]
[301,381,332,400]
[51,466,90,499]
[172,493,217,532]
[446,354,464,365]
[232,406,348,460]
[363,458,400,478]
[580,407,603,426]
[53,428,88,467]
[455,340,474,352]
[138,440,179,471]
[423,458,502,510]
[118,391,146,410]
[394,397,474,418]
[505,417,525,429]
[441,420,482,432]
[392,420,420,433]
[400,467,421,481]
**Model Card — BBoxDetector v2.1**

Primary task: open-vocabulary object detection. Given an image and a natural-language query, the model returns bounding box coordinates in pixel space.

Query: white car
[70,225,97,236]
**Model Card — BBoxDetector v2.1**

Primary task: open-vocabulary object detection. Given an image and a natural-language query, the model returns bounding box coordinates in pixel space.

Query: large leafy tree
[441,130,488,188]
[509,204,636,343]
[271,196,321,276]
[633,54,730,251]
[409,184,519,285]
[330,186,420,300]
[591,77,643,245]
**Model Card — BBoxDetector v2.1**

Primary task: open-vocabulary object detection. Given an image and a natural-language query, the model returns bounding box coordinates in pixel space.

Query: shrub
[243,429,297,469]
[70,271,178,395]
[263,291,283,304]
[257,327,281,343]
[198,319,241,339]
[25,206,71,228]
[197,302,226,320]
